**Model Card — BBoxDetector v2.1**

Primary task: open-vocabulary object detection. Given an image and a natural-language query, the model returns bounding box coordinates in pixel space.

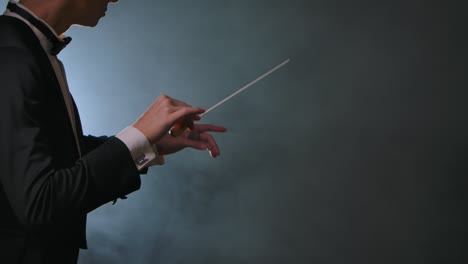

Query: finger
[200,133,220,158]
[168,107,205,133]
[192,124,227,133]
[187,130,201,141]
[191,115,202,121]
[187,119,195,130]
[175,116,194,130]
[171,115,195,136]
[170,106,205,121]
[182,137,208,151]
[169,123,189,137]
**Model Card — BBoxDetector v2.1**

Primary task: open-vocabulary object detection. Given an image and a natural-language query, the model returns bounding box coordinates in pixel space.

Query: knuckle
[159,94,171,103]
[156,94,165,101]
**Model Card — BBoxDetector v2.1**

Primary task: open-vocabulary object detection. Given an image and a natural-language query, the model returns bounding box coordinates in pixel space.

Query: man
[0,0,227,263]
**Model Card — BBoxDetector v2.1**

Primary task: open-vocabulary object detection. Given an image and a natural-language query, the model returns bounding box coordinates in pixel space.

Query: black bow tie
[7,2,72,55]
[50,36,72,56]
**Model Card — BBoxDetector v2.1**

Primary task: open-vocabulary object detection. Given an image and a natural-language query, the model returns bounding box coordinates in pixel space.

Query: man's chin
[75,18,103,28]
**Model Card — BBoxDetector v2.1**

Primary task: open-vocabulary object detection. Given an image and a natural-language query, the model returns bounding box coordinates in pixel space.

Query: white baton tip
[201,59,290,116]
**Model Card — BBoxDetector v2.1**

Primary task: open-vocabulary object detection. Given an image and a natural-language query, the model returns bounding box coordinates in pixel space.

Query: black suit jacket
[0,15,142,263]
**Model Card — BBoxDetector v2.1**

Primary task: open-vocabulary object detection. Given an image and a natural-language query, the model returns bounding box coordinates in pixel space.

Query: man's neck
[18,0,72,35]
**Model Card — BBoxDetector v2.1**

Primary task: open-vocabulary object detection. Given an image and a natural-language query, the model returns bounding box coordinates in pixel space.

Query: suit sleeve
[81,135,150,175]
[81,135,109,155]
[0,48,141,230]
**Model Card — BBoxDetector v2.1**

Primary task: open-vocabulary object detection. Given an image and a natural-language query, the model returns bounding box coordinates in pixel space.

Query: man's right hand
[132,95,205,144]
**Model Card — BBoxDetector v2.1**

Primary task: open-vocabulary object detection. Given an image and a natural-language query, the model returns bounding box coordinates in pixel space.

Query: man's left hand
[155,124,227,158]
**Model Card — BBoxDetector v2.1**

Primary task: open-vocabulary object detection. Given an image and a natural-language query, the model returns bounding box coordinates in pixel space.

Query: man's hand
[132,95,205,144]
[156,124,227,158]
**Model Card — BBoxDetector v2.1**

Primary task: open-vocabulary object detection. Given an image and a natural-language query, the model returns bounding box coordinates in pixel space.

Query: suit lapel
[1,16,81,159]
[32,38,82,159]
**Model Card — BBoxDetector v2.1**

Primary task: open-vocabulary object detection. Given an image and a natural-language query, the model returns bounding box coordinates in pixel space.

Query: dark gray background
[6,0,468,263]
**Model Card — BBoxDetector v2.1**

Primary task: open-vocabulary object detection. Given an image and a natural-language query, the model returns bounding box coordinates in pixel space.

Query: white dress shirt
[3,1,164,170]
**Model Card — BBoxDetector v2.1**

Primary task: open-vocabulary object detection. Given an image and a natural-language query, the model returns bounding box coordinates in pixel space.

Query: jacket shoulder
[0,15,48,83]
[0,15,41,51]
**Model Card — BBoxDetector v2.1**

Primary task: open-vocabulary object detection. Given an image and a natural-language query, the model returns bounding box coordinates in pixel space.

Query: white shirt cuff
[116,126,164,171]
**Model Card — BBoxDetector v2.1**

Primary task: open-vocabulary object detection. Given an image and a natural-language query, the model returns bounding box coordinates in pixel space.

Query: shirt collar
[3,0,71,55]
